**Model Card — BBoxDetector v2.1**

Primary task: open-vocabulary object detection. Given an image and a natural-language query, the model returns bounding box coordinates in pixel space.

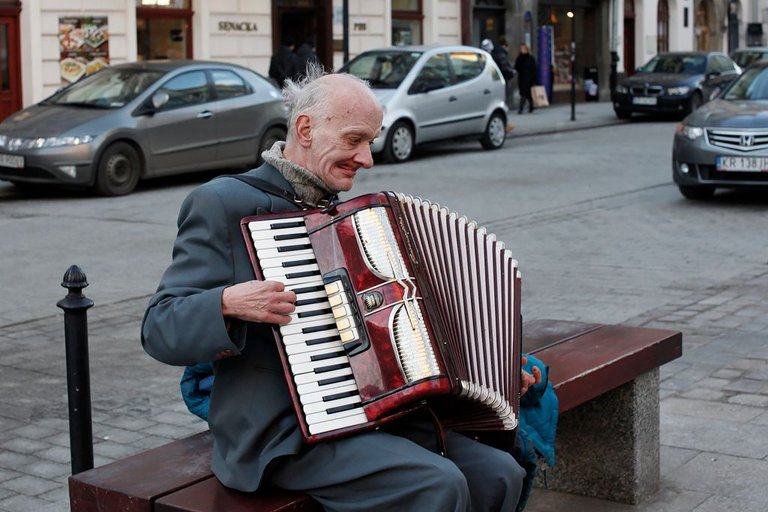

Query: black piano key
[270,220,305,229]
[310,350,346,362]
[314,362,350,374]
[317,374,354,387]
[295,297,327,307]
[286,270,321,279]
[326,402,362,415]
[322,390,359,402]
[278,243,313,253]
[298,308,332,318]
[292,284,326,295]
[302,323,337,334]
[274,233,308,241]
[306,334,342,346]
[283,258,317,268]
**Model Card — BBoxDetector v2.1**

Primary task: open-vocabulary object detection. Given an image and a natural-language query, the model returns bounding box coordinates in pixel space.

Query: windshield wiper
[54,101,112,109]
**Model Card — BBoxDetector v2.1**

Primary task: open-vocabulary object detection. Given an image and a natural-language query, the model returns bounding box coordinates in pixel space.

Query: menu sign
[59,17,110,85]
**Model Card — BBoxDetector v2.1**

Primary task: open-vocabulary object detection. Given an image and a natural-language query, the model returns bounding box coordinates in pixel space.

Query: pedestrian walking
[268,35,300,88]
[488,36,516,109]
[514,43,538,114]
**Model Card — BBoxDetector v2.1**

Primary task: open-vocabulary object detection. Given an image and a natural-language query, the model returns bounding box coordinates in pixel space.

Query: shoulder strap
[228,174,306,208]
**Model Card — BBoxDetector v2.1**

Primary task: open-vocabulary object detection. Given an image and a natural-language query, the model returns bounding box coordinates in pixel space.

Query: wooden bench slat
[526,322,682,413]
[69,431,213,512]
[155,477,322,512]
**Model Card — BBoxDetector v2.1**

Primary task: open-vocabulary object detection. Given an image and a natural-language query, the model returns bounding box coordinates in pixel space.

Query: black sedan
[672,61,768,199]
[613,52,741,119]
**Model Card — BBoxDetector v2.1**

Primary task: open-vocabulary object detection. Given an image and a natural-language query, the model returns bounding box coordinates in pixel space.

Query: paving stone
[2,475,59,495]
[661,415,768,459]
[727,394,768,407]
[660,398,763,423]
[665,452,768,503]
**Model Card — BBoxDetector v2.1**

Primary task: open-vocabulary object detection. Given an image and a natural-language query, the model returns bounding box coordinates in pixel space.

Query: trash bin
[584,66,599,102]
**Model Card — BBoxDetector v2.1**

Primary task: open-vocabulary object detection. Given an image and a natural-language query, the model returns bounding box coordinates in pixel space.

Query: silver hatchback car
[339,45,509,163]
[0,61,288,195]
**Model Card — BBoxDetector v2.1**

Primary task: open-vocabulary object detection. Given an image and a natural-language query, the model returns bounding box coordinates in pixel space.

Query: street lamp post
[569,5,576,121]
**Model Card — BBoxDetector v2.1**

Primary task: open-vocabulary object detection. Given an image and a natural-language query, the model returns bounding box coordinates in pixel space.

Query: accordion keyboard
[247,217,369,434]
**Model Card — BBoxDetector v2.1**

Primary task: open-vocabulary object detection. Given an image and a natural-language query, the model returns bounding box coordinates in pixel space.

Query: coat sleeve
[142,184,247,366]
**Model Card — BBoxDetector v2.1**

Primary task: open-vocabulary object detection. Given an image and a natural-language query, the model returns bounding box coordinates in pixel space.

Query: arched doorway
[623,0,635,75]
[657,0,669,52]
[272,0,332,69]
[695,0,717,51]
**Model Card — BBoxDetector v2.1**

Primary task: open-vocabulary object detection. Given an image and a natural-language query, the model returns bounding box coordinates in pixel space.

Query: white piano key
[288,348,346,365]
[254,235,310,250]
[286,312,334,326]
[296,373,356,395]
[284,339,344,355]
[247,217,305,231]
[302,394,362,415]
[299,382,359,406]
[306,407,368,433]
[291,355,350,375]
[293,366,353,385]
[280,320,338,336]
[250,225,307,240]
[258,252,317,270]
[262,263,320,280]
[282,328,340,345]
[292,300,332,316]
[255,246,315,260]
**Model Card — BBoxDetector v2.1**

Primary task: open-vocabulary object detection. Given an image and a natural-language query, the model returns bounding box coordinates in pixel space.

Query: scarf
[262,141,336,208]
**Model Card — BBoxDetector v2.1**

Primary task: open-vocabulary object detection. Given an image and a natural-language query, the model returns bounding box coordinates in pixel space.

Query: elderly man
[142,68,533,511]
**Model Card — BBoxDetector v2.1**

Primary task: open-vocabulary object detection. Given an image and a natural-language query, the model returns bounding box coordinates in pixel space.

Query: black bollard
[57,265,94,475]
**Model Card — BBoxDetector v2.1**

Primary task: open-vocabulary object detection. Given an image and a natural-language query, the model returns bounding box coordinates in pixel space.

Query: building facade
[0,0,766,123]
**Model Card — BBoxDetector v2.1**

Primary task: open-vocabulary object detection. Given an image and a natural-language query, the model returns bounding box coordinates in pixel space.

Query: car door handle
[483,89,491,95]
[197,111,213,119]
[449,96,458,102]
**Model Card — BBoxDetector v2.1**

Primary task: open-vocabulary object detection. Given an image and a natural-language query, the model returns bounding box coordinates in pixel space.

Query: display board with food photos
[59,17,110,85]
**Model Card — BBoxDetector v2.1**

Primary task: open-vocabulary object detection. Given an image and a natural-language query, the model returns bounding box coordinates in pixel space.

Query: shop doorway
[272,1,332,69]
[473,5,505,46]
[623,0,635,75]
[695,0,717,51]
[136,4,193,61]
[0,8,20,122]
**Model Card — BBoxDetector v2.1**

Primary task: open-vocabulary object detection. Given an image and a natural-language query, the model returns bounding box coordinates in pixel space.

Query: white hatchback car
[339,44,509,163]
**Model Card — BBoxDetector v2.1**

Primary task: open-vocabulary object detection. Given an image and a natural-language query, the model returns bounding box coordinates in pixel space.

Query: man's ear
[294,114,312,148]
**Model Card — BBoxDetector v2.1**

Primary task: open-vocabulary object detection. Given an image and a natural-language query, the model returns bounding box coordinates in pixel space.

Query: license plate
[632,97,657,106]
[716,156,768,172]
[0,153,23,169]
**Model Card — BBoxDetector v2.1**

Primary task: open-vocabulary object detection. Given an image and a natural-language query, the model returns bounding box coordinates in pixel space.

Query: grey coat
[141,164,307,491]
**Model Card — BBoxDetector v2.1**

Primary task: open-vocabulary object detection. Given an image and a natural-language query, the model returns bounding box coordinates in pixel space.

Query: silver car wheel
[387,123,414,162]
[481,112,506,150]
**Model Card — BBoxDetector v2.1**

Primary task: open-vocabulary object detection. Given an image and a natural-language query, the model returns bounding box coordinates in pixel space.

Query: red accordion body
[241,192,521,443]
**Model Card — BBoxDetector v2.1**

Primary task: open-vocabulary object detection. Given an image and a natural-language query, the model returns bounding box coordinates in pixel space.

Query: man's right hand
[221,280,296,324]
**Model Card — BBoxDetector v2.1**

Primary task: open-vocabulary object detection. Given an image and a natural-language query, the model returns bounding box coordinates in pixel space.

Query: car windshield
[722,66,768,100]
[42,68,164,109]
[343,51,422,89]
[640,54,706,74]
[732,51,767,69]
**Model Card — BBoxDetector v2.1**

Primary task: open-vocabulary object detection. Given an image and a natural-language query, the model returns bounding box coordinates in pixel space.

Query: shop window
[392,0,422,46]
[137,0,192,60]
[212,70,250,100]
[158,71,210,110]
[450,52,486,83]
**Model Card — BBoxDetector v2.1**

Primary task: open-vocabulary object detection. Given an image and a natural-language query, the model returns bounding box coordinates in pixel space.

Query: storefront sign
[218,21,258,32]
[59,17,110,85]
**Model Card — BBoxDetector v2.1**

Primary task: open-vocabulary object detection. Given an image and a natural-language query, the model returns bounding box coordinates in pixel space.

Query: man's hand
[221,280,296,324]
[520,355,542,396]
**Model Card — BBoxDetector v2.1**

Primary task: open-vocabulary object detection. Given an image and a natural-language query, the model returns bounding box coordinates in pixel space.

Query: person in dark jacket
[143,66,541,512]
[514,43,538,114]
[490,36,516,108]
[268,36,300,87]
[295,37,320,77]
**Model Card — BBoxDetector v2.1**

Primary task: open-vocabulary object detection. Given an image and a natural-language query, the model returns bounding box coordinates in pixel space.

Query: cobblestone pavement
[1,103,767,511]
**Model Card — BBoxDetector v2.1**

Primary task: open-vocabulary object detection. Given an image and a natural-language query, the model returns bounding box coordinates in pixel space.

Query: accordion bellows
[241,191,521,443]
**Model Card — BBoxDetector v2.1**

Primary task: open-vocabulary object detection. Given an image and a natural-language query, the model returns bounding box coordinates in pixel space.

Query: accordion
[240,192,522,444]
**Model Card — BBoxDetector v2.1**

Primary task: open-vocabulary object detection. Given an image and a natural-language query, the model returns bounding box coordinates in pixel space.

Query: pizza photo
[60,57,87,83]
[59,28,84,52]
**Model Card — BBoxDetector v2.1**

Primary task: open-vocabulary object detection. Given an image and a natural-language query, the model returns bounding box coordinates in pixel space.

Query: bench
[69,319,682,511]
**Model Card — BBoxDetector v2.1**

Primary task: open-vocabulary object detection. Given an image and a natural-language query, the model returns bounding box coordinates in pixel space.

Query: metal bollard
[57,265,94,475]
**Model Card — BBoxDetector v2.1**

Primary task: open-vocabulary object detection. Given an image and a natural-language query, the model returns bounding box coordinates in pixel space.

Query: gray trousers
[267,415,526,512]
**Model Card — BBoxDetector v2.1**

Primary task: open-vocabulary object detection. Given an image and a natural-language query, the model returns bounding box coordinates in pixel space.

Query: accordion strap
[228,174,337,209]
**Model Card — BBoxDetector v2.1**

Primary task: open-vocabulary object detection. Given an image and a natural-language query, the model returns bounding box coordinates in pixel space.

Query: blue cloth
[180,363,214,422]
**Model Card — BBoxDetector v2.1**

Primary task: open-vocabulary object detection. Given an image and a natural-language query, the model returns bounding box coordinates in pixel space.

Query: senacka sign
[218,21,258,32]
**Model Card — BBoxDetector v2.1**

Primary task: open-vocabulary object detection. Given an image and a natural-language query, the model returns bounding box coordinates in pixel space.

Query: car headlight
[676,124,703,140]
[667,86,691,96]
[0,135,95,150]
[615,84,629,94]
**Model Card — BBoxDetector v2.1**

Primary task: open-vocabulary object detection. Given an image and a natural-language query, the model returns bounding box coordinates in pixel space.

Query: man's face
[306,94,383,192]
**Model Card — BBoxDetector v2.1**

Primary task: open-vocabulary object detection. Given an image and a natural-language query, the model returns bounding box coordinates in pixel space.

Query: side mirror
[152,91,170,110]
